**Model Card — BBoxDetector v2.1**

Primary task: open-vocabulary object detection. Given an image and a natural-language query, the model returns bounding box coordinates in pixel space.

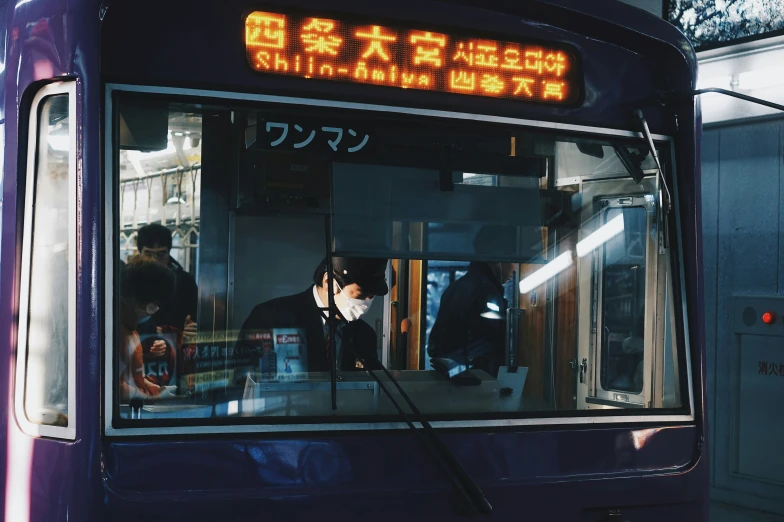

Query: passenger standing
[135,223,198,340]
[118,256,178,401]
[427,226,516,378]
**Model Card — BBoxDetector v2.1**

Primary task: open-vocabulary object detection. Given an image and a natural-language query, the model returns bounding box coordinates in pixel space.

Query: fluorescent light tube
[519,251,573,294]
[576,214,625,258]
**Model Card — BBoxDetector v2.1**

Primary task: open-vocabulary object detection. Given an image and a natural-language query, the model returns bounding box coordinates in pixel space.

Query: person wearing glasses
[118,256,179,401]
[135,223,198,340]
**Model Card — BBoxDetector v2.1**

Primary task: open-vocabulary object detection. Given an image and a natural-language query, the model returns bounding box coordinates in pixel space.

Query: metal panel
[734,295,784,336]
[779,128,784,297]
[738,334,784,484]
[710,120,784,514]
[700,128,719,484]
[733,296,784,486]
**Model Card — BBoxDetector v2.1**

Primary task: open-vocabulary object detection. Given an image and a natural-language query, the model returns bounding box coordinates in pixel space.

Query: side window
[16,84,76,438]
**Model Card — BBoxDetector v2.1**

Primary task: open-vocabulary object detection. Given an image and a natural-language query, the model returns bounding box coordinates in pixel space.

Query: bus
[0,0,708,520]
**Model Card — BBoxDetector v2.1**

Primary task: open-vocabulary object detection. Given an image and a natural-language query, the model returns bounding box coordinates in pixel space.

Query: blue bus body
[0,0,707,520]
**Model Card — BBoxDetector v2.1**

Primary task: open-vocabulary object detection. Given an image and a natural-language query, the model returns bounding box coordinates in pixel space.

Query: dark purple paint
[104,427,698,494]
[0,0,707,520]
[101,0,687,136]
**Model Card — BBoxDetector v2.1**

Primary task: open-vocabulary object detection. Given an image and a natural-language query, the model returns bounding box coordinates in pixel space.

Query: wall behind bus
[617,0,664,16]
[702,119,784,516]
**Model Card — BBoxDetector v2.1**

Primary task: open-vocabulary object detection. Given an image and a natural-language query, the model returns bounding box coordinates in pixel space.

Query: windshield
[110,92,684,426]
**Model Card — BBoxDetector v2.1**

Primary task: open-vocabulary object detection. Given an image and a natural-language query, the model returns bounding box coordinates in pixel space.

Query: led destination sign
[245,11,580,105]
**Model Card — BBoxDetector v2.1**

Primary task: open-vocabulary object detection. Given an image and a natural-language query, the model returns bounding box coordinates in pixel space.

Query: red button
[762,312,776,324]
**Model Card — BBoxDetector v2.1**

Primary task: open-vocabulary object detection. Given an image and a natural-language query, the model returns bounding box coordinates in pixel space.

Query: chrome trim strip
[106,83,674,141]
[669,137,696,417]
[15,81,78,440]
[104,86,116,433]
[105,413,696,437]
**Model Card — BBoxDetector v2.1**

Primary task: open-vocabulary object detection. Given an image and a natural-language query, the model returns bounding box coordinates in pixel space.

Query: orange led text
[244,11,578,105]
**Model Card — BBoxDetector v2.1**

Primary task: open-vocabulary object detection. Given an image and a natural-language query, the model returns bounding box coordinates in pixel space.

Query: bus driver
[236,256,389,375]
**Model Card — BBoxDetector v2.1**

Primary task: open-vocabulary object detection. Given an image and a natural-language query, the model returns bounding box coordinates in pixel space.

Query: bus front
[100,1,706,520]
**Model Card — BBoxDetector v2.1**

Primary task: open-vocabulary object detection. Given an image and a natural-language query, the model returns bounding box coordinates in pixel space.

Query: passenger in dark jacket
[134,223,198,339]
[236,257,389,375]
[427,227,516,378]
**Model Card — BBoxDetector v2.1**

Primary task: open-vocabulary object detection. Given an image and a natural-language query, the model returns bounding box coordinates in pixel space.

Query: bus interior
[112,93,685,425]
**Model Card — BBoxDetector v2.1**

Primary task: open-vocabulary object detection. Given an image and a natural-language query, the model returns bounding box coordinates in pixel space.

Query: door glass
[600,206,647,394]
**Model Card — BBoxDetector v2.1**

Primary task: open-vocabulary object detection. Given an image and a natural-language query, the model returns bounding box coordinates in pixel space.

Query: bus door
[576,178,663,410]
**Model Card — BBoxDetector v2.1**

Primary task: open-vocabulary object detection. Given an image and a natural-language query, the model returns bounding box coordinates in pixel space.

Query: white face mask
[334,282,374,322]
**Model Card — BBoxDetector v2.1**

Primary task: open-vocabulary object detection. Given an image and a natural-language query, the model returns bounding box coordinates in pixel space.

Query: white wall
[698,35,784,125]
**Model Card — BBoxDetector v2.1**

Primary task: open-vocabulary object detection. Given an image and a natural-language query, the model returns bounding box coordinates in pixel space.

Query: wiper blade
[324,217,338,411]
[354,354,493,515]
[634,109,672,251]
[611,143,647,184]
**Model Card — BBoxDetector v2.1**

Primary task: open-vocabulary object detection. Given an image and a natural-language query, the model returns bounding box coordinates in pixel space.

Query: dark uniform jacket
[427,262,507,377]
[236,287,380,373]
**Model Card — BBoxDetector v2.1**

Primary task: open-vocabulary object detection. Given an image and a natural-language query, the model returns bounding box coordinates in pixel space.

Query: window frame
[15,81,78,440]
[104,83,695,437]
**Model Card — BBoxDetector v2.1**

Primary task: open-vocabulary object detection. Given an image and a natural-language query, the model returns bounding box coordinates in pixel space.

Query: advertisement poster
[257,328,308,381]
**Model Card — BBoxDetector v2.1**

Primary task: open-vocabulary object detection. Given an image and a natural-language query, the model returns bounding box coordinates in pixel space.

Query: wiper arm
[354,352,493,515]
[324,217,338,411]
[634,109,670,214]
[634,109,672,251]
[361,364,483,514]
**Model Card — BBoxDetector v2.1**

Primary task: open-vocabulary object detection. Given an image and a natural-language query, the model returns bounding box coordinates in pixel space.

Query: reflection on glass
[576,214,624,258]
[24,95,71,427]
[116,107,203,415]
[426,262,469,346]
[518,251,573,294]
[111,96,683,424]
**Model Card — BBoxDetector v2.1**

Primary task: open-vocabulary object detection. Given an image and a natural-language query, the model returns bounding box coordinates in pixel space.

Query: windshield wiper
[634,109,671,251]
[323,220,490,513]
[325,218,339,411]
[344,340,493,515]
[634,110,670,213]
[610,110,672,252]
[611,143,647,184]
